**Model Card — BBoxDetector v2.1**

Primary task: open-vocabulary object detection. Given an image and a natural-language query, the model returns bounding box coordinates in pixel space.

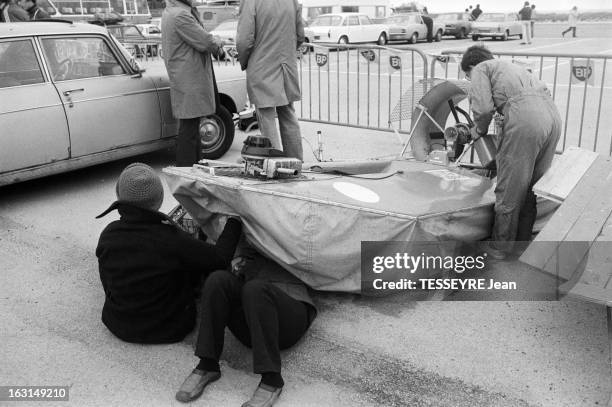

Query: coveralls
[468,59,561,248]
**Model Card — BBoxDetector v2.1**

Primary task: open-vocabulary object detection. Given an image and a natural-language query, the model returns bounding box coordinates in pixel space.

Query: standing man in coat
[162,0,224,166]
[236,0,304,161]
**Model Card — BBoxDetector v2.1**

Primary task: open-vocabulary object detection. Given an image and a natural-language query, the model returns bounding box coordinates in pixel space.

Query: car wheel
[338,35,349,46]
[501,30,508,41]
[300,38,310,54]
[377,32,387,46]
[519,33,523,39]
[460,28,467,39]
[409,32,418,44]
[198,105,235,160]
[472,34,479,41]
[434,29,442,42]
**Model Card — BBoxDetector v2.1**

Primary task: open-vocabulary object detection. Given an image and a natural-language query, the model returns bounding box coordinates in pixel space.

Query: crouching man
[176,241,317,407]
[95,163,242,344]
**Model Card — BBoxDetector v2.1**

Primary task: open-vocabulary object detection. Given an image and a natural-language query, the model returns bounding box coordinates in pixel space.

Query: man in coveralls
[461,45,561,259]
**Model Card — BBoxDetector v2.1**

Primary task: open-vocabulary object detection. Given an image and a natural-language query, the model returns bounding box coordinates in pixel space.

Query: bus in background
[36,0,151,23]
[301,0,390,24]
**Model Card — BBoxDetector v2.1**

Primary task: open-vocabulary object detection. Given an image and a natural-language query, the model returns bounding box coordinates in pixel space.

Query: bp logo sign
[389,55,402,70]
[315,53,328,67]
[360,50,376,62]
[571,59,594,85]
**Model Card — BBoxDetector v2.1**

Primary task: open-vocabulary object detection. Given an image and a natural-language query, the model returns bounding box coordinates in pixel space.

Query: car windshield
[386,14,418,24]
[311,15,343,26]
[435,13,460,21]
[214,20,238,31]
[122,26,143,36]
[478,13,505,22]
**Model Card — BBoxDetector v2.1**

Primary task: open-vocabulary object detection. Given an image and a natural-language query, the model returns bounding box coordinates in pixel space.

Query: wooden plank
[520,155,612,270]
[533,147,598,202]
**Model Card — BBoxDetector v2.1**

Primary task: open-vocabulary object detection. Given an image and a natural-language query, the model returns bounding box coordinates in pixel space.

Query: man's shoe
[175,369,221,403]
[241,384,282,407]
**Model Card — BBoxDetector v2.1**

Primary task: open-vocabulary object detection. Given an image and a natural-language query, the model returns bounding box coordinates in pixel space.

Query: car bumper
[389,33,410,41]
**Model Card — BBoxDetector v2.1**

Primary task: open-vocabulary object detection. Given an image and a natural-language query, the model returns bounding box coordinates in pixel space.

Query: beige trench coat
[161,0,217,119]
[236,0,304,108]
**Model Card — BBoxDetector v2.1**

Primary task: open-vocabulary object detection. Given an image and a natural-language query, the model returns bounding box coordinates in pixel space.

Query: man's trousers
[194,270,311,374]
[256,103,303,161]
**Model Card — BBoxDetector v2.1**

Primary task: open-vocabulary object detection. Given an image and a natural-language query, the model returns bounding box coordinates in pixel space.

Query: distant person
[96,163,242,344]
[471,4,482,20]
[562,6,579,38]
[421,7,434,42]
[20,0,49,19]
[518,1,532,44]
[0,0,29,21]
[236,0,305,160]
[530,4,536,37]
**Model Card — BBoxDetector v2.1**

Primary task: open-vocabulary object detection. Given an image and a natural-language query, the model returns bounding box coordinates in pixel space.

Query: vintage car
[210,19,237,44]
[136,23,162,39]
[0,22,247,186]
[105,23,161,57]
[307,13,389,45]
[470,13,523,41]
[434,12,473,39]
[385,12,444,44]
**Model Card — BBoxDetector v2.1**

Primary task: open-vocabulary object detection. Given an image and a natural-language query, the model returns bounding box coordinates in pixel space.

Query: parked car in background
[210,19,237,44]
[136,23,162,39]
[307,13,389,45]
[301,27,315,54]
[385,12,444,44]
[105,23,161,57]
[470,13,523,41]
[434,12,472,39]
[0,21,247,186]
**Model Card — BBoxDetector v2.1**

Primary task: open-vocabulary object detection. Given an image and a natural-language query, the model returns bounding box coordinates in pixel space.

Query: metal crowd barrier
[431,50,612,156]
[295,43,429,136]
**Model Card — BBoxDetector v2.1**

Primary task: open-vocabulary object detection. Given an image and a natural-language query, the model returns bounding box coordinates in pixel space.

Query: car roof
[0,21,107,38]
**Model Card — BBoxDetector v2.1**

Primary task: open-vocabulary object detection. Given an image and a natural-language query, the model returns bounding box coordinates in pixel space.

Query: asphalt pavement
[1,118,611,406]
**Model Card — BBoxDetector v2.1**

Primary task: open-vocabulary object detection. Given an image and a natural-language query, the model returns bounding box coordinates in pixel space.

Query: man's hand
[470,126,484,141]
[212,36,226,59]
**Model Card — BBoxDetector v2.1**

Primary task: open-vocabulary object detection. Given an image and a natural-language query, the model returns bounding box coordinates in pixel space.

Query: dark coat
[95,203,241,343]
[518,6,532,20]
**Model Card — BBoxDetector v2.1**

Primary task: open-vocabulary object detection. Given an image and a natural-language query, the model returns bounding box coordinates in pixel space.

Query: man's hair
[524,1,529,5]
[460,45,494,72]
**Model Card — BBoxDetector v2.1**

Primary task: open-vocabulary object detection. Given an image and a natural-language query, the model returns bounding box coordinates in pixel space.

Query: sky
[393,0,612,13]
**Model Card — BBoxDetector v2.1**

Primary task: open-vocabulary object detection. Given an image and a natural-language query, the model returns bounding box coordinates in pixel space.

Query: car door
[0,37,70,174]
[358,15,374,42]
[346,15,361,42]
[39,35,162,158]
[415,15,427,39]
